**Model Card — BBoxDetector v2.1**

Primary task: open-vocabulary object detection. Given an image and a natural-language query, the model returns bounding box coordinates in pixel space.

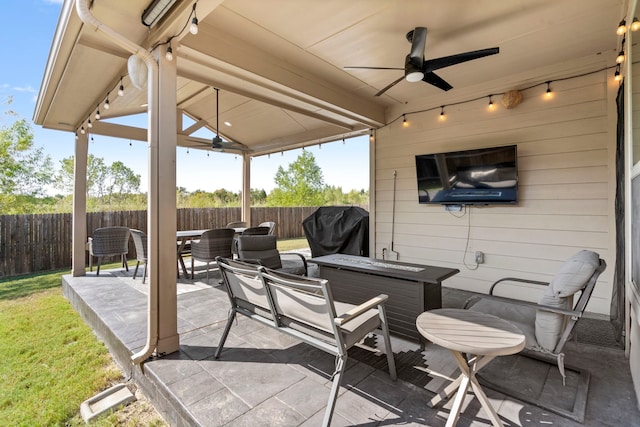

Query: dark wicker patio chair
[190,228,235,284]
[258,221,277,235]
[225,221,247,229]
[87,226,131,275]
[130,229,148,283]
[236,234,307,275]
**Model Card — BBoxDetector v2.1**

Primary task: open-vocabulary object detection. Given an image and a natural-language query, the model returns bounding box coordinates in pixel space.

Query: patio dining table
[176,228,246,277]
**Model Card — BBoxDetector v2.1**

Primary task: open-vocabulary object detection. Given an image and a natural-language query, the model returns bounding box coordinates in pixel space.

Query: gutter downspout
[75,0,160,365]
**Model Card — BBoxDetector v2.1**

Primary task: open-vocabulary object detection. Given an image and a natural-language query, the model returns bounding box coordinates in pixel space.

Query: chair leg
[122,254,129,271]
[142,262,147,284]
[378,305,397,380]
[214,308,237,359]
[191,257,194,280]
[96,258,101,276]
[206,262,210,285]
[89,254,93,272]
[322,355,347,427]
[133,261,140,279]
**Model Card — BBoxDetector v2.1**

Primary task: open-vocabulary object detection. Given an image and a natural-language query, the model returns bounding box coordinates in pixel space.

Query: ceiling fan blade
[424,47,499,72]
[422,72,453,91]
[375,75,405,97]
[344,66,404,70]
[409,27,427,64]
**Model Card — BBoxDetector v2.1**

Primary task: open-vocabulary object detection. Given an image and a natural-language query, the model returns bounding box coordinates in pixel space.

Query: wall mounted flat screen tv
[415,145,518,205]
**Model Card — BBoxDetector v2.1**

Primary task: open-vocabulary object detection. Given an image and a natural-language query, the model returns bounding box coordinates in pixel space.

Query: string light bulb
[87,118,93,128]
[189,4,199,35]
[402,114,409,127]
[95,107,101,120]
[632,17,640,31]
[369,129,374,142]
[488,96,495,111]
[617,50,625,64]
[617,19,627,35]
[80,126,86,134]
[439,106,446,121]
[104,97,110,110]
[165,45,173,61]
[545,81,553,99]
[614,65,622,82]
[117,78,124,96]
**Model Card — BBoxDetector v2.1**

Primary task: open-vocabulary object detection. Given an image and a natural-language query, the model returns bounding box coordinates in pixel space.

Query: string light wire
[385,64,618,128]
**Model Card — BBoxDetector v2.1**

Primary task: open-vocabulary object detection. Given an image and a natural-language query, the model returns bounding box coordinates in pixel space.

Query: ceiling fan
[209,87,250,152]
[344,27,499,96]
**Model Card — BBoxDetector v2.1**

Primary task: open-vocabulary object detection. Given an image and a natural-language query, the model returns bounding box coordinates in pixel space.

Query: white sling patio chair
[215,257,397,427]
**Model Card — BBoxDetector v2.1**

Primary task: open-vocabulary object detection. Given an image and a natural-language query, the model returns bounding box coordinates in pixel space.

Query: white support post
[72,132,88,277]
[369,130,376,257]
[242,153,251,225]
[150,44,179,355]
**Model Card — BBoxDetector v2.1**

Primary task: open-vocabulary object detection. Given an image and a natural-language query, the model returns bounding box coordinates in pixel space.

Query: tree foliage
[0,109,53,197]
[267,151,326,206]
[0,101,55,213]
[55,155,141,199]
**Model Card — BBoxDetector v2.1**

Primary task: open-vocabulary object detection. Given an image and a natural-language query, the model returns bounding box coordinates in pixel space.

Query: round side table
[416,308,525,427]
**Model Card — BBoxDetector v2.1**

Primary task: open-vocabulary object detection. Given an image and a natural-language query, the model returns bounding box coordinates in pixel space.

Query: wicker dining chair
[130,229,148,283]
[190,228,235,284]
[225,221,247,229]
[87,226,131,275]
[258,221,277,236]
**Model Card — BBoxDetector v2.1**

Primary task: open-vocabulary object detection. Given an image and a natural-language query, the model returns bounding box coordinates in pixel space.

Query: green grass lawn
[277,237,309,252]
[0,238,309,426]
[0,272,122,425]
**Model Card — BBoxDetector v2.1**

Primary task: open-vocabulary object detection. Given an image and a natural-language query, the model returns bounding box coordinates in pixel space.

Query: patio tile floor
[62,265,640,426]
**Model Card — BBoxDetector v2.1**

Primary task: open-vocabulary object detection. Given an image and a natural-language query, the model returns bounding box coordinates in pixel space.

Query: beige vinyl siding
[374,67,615,314]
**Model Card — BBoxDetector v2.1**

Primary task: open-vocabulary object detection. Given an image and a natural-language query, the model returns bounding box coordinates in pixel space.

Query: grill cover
[303,206,369,257]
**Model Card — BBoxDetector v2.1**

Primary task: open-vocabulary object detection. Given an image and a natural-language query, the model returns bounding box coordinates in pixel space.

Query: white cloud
[43,0,63,4]
[0,84,37,94]
[13,85,37,93]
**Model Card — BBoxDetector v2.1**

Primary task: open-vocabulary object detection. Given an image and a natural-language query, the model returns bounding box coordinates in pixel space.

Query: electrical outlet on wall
[475,251,484,264]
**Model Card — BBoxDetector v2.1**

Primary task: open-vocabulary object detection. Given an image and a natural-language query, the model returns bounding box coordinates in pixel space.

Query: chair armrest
[489,277,549,295]
[281,252,308,274]
[467,294,583,318]
[237,258,265,266]
[334,294,389,326]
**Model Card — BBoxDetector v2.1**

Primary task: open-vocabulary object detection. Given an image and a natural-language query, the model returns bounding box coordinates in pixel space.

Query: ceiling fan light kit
[345,26,499,96]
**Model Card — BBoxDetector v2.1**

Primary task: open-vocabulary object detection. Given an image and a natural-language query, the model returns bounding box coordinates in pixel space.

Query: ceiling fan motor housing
[404,54,424,82]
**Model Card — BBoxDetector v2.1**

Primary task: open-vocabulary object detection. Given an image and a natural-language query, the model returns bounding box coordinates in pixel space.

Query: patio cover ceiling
[34,0,623,156]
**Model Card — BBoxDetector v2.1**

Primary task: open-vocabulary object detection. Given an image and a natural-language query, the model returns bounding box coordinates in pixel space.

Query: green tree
[250,188,267,205]
[267,151,325,206]
[0,106,54,198]
[212,189,239,205]
[108,161,141,198]
[55,155,141,203]
[0,100,55,213]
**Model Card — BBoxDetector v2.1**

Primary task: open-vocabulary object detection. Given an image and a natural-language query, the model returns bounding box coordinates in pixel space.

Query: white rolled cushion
[534,250,598,351]
[549,250,599,297]
[535,290,571,351]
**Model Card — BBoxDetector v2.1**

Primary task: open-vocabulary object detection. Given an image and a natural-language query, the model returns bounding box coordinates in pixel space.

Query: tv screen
[415,145,518,205]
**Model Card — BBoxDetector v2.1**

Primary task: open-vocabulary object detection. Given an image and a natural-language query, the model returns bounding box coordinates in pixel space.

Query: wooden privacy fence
[0,206,325,278]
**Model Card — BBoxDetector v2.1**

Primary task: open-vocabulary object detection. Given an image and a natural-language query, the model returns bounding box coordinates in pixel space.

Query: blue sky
[0,0,369,194]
